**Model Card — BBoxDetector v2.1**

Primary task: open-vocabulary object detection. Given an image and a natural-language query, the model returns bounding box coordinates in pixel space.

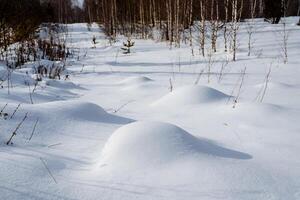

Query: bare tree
[246,0,257,56]
[223,0,230,52]
[281,0,289,64]
[209,0,222,53]
[199,0,206,57]
[189,0,194,56]
[230,0,243,61]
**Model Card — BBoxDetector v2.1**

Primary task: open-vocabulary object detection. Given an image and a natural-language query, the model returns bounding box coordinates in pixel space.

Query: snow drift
[45,79,83,90]
[118,76,153,85]
[118,76,155,91]
[100,121,251,169]
[31,100,132,124]
[152,85,230,107]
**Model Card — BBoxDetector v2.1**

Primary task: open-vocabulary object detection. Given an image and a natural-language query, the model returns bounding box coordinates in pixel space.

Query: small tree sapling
[121,38,135,54]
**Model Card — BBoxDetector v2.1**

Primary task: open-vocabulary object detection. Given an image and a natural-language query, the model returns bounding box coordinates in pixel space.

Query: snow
[101,121,251,170]
[101,121,197,168]
[0,19,300,199]
[152,85,230,107]
[30,100,133,123]
[45,79,82,90]
[118,76,154,85]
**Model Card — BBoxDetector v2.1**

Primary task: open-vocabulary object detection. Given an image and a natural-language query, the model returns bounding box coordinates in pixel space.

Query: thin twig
[233,67,247,108]
[80,64,85,73]
[10,103,21,119]
[48,143,62,148]
[194,69,205,85]
[227,74,242,104]
[113,100,135,113]
[218,58,229,83]
[0,103,8,115]
[169,78,173,92]
[6,112,28,145]
[28,83,33,104]
[28,118,39,141]
[260,67,272,103]
[40,157,57,184]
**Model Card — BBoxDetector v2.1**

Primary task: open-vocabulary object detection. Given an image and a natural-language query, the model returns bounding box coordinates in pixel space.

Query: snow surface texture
[1,19,300,200]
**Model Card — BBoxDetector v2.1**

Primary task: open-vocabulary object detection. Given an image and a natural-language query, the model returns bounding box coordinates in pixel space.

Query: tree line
[0,0,86,68]
[1,0,299,62]
[82,0,299,38]
[1,0,299,48]
[0,0,84,54]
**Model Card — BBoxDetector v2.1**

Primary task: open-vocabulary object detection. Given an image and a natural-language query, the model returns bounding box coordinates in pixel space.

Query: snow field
[0,19,300,199]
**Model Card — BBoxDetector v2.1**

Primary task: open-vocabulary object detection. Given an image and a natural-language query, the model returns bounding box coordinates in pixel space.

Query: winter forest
[1,0,300,199]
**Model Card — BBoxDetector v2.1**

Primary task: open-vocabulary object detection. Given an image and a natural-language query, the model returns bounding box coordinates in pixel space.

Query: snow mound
[101,121,196,168]
[101,121,251,169]
[121,83,155,92]
[152,85,229,107]
[33,100,132,124]
[45,79,82,89]
[118,76,153,85]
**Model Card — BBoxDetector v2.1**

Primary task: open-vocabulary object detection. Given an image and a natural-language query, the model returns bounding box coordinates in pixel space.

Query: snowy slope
[0,19,300,199]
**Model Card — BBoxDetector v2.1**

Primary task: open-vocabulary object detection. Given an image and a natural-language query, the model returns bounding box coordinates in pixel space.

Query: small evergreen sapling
[121,39,135,54]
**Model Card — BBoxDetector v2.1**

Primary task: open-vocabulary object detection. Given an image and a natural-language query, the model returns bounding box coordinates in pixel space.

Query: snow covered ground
[0,18,300,199]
